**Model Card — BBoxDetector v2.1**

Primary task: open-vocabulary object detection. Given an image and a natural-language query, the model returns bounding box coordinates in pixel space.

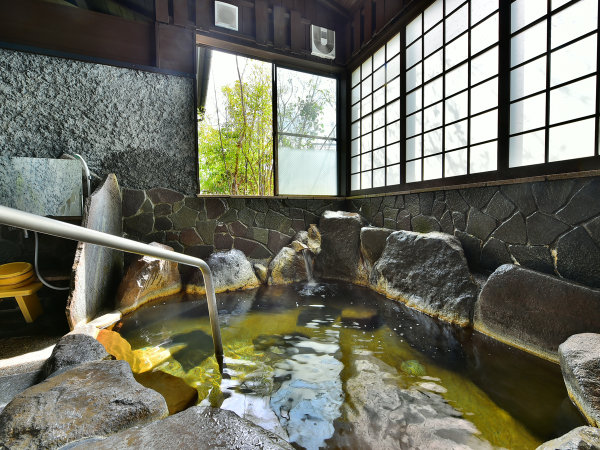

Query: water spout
[302,248,316,285]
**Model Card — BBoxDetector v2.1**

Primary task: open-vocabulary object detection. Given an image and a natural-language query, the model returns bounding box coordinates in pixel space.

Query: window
[509,0,599,167]
[277,68,338,195]
[350,33,402,191]
[349,0,600,194]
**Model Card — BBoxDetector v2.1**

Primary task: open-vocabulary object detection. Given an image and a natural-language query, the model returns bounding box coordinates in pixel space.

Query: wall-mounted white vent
[311,25,335,60]
[215,1,238,31]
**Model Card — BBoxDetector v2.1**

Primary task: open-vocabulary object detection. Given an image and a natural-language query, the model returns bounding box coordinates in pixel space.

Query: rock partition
[348,176,600,288]
[474,265,600,361]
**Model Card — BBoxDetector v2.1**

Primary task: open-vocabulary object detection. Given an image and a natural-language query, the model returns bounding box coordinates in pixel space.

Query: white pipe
[73,153,91,199]
[0,204,224,369]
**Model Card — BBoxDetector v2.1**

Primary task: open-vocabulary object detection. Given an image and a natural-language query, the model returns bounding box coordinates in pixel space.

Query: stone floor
[0,289,69,412]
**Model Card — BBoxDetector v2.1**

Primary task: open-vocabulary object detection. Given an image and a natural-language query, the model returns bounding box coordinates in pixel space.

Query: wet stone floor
[111,282,585,450]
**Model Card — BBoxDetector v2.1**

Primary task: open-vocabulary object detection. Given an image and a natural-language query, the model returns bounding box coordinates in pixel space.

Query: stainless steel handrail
[0,205,224,370]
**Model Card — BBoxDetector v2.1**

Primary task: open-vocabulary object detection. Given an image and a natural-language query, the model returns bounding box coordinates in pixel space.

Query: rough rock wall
[121,187,344,262]
[0,48,197,194]
[348,176,600,288]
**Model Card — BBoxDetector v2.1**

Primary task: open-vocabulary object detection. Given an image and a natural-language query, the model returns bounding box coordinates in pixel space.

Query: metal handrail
[0,205,224,371]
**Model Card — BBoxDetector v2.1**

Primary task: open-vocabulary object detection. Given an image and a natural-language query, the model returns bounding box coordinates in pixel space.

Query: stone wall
[348,176,600,288]
[0,48,197,194]
[121,188,344,263]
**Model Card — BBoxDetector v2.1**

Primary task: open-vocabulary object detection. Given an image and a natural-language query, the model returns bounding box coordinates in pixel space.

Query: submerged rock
[268,247,307,285]
[314,211,366,284]
[370,231,478,327]
[115,242,182,315]
[134,371,198,415]
[40,333,109,379]
[0,360,168,449]
[335,354,491,450]
[186,249,260,294]
[474,264,600,361]
[69,407,292,449]
[536,426,600,450]
[559,334,600,427]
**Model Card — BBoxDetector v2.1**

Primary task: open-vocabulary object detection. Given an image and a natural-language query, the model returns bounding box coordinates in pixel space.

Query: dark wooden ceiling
[326,0,362,13]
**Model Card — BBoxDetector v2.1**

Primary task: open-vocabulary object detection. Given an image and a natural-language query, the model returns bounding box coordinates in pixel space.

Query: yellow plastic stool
[0,281,44,323]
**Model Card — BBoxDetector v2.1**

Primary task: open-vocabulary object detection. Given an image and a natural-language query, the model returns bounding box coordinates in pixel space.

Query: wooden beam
[273,5,287,49]
[156,0,169,23]
[290,10,304,52]
[255,0,269,44]
[363,1,372,42]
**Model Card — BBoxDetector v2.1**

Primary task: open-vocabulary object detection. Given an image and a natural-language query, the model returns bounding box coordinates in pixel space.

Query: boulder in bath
[536,426,600,450]
[370,230,478,326]
[115,242,182,314]
[559,334,600,427]
[360,226,394,267]
[187,249,260,294]
[268,247,307,285]
[40,333,109,379]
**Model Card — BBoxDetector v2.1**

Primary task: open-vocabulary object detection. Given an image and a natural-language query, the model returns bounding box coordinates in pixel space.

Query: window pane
[445,119,468,150]
[549,76,596,125]
[373,148,386,168]
[373,168,386,187]
[551,34,597,86]
[386,121,401,143]
[387,33,401,59]
[351,138,360,156]
[351,85,361,104]
[472,0,498,24]
[446,0,464,16]
[552,0,570,10]
[445,34,468,69]
[470,141,497,173]
[278,137,337,195]
[407,88,422,115]
[351,173,360,190]
[373,127,386,149]
[373,87,386,110]
[406,136,422,160]
[425,49,444,81]
[373,66,386,90]
[373,47,386,69]
[446,91,469,123]
[387,77,401,101]
[373,108,385,129]
[407,14,423,45]
[407,39,423,67]
[424,154,443,180]
[511,21,547,67]
[424,129,443,155]
[362,95,372,115]
[424,102,443,131]
[471,109,498,144]
[446,4,469,42]
[445,148,468,177]
[362,171,372,189]
[471,77,498,114]
[510,93,546,134]
[509,130,546,167]
[351,122,360,139]
[425,0,443,30]
[386,164,401,185]
[362,57,372,78]
[424,77,443,106]
[406,112,423,137]
[406,159,422,182]
[352,68,361,87]
[551,0,598,49]
[387,55,401,81]
[510,56,546,100]
[471,13,498,55]
[387,143,401,164]
[472,46,498,84]
[425,23,444,56]
[407,63,423,91]
[362,76,372,97]
[549,118,596,161]
[351,103,360,122]
[351,155,360,173]
[361,151,372,170]
[446,63,469,96]
[387,99,401,123]
[362,133,372,152]
[511,0,547,33]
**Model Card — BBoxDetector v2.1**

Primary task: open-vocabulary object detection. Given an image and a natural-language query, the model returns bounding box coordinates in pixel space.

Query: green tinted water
[113,282,584,449]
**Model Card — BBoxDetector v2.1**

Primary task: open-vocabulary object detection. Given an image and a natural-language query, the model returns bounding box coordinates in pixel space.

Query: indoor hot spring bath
[107,282,585,450]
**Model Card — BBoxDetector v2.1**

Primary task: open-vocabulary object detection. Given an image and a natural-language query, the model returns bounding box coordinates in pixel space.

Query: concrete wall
[348,175,600,288]
[0,48,197,195]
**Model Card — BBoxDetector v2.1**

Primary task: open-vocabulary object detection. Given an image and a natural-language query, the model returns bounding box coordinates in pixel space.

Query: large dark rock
[315,211,365,283]
[0,360,168,449]
[556,227,600,288]
[480,237,511,271]
[40,333,109,379]
[122,188,146,218]
[484,191,515,221]
[536,426,600,450]
[360,227,393,266]
[187,249,260,294]
[474,264,600,361]
[454,230,482,270]
[532,179,575,214]
[147,188,184,204]
[492,212,527,244]
[70,407,292,449]
[115,242,182,315]
[460,186,496,209]
[557,179,600,225]
[335,354,491,450]
[559,334,600,427]
[526,212,570,245]
[445,190,469,213]
[501,183,537,216]
[466,207,497,241]
[508,244,554,274]
[370,231,478,326]
[411,215,440,233]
